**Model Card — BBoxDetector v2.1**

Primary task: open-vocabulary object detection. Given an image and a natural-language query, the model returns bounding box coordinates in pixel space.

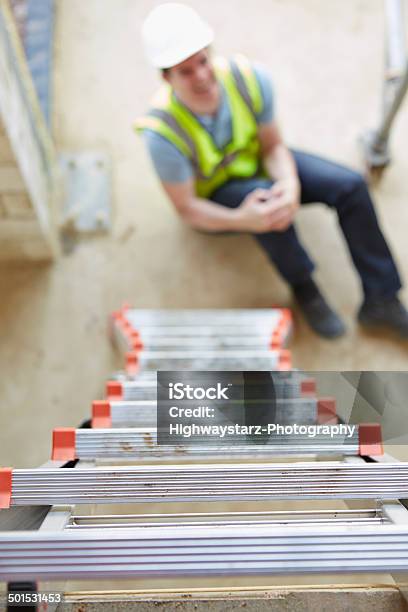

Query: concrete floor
[1,0,408,474]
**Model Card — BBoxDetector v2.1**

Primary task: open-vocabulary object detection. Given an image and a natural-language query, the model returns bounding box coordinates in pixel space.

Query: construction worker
[136,3,408,339]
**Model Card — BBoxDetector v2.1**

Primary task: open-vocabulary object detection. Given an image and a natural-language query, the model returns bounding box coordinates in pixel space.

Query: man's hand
[234,188,281,233]
[235,180,300,234]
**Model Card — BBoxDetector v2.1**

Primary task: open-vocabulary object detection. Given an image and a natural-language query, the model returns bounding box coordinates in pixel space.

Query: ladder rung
[2,525,408,580]
[4,462,407,507]
[91,397,336,428]
[124,308,287,326]
[133,350,285,371]
[106,376,317,401]
[51,427,358,461]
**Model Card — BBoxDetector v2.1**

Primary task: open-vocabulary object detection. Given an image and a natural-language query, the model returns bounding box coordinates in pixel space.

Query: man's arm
[144,118,300,234]
[144,130,285,233]
[161,179,242,232]
[259,121,298,183]
[258,121,301,231]
[161,178,286,234]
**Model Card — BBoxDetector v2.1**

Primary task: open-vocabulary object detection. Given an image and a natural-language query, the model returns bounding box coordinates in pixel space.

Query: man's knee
[343,170,368,195]
[252,178,274,190]
[210,178,273,208]
[333,170,371,211]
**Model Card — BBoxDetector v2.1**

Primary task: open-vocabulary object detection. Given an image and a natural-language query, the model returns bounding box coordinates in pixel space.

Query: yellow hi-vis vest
[134,55,264,198]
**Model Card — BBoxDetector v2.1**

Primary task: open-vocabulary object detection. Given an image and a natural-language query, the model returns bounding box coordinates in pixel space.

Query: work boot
[358,295,408,338]
[293,280,346,339]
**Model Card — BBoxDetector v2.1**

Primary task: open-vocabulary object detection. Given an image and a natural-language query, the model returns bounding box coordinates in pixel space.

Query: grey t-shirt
[142,63,274,183]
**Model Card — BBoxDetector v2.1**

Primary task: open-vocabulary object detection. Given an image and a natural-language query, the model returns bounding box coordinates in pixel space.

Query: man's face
[164,49,218,107]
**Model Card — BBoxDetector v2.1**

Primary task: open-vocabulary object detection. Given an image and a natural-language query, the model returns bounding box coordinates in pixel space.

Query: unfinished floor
[1,0,408,465]
[2,1,408,604]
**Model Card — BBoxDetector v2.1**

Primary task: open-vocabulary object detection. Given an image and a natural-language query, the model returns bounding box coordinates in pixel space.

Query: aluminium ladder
[1,306,408,609]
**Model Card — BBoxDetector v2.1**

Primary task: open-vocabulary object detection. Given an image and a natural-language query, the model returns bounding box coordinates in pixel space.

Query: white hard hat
[142,3,214,69]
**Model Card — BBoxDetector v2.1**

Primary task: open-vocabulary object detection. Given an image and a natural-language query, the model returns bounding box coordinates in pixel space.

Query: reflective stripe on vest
[134,56,264,197]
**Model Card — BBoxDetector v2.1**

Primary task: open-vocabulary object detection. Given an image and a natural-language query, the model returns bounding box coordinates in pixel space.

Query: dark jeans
[210,150,402,299]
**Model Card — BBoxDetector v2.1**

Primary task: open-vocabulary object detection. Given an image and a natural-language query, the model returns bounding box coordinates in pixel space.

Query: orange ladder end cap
[106,380,123,400]
[92,400,112,428]
[280,307,292,325]
[278,349,292,371]
[128,331,144,351]
[52,428,76,461]
[283,307,292,319]
[359,423,384,456]
[301,378,317,397]
[317,397,337,424]
[0,468,12,509]
[269,308,292,347]
[121,320,133,333]
[125,351,139,374]
[279,308,293,329]
[270,329,283,350]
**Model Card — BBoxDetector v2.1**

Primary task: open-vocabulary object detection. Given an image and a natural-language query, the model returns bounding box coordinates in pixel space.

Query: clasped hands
[237,178,301,233]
